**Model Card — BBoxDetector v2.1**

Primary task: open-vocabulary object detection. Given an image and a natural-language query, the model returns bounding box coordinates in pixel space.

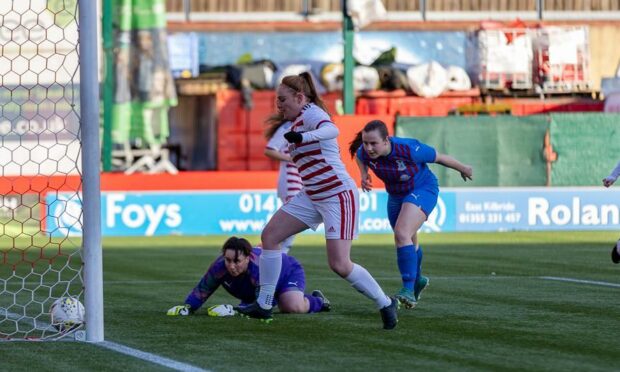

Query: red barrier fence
[214,89,602,172]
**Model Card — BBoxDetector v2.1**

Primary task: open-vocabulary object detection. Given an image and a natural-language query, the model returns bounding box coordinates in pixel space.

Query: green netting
[396,116,549,186]
[549,113,620,186]
[111,0,177,146]
[112,103,172,145]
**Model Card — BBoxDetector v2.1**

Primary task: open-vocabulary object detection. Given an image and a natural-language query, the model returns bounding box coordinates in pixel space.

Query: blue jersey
[357,137,438,196]
[184,248,303,310]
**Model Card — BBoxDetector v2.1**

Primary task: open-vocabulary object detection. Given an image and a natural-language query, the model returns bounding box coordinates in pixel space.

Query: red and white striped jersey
[266,121,302,201]
[289,103,356,201]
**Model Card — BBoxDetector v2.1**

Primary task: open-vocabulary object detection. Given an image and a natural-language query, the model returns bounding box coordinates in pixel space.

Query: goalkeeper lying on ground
[167,236,330,316]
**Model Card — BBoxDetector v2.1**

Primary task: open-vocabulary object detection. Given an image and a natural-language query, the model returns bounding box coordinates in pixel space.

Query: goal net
[0,0,102,341]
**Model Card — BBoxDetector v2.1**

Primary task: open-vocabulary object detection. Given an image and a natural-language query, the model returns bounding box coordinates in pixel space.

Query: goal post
[79,0,104,343]
[0,0,103,341]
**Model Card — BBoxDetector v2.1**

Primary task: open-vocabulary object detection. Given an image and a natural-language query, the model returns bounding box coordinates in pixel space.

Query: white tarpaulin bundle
[447,66,472,91]
[320,64,380,92]
[347,0,387,29]
[407,62,449,98]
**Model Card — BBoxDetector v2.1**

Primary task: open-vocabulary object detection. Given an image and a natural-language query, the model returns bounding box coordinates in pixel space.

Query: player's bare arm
[355,157,373,192]
[264,148,291,162]
[603,160,620,187]
[434,153,473,181]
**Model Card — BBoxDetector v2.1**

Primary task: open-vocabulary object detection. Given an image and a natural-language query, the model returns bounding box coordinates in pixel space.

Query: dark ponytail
[348,130,363,159]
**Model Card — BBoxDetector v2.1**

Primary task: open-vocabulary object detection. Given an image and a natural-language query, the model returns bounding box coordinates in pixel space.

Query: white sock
[345,263,391,309]
[257,249,282,310]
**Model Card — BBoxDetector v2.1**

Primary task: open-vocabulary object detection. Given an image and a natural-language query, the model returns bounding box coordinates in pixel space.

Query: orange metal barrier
[216,90,343,171]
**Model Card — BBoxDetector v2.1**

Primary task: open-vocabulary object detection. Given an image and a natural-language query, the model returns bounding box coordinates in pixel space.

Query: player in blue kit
[166,236,330,317]
[349,120,473,308]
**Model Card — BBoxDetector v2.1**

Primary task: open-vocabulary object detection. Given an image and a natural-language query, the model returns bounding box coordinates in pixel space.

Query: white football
[50,297,85,331]
[207,304,236,317]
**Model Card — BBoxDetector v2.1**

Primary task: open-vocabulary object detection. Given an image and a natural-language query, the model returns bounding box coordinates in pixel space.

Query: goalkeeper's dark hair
[222,236,253,262]
[348,119,389,158]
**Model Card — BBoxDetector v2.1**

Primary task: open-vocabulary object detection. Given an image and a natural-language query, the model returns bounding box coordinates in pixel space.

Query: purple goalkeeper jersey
[184,248,303,310]
[356,136,438,196]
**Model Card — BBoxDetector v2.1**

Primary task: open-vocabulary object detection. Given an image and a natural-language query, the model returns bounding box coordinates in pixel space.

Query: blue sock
[305,294,323,313]
[416,246,424,282]
[397,245,418,291]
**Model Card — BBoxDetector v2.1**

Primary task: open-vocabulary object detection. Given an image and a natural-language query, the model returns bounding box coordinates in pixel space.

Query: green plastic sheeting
[116,0,168,31]
[396,116,549,187]
[111,0,177,146]
[550,113,620,186]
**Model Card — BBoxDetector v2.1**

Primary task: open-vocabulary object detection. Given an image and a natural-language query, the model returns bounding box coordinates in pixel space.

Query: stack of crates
[532,26,591,93]
[472,28,534,91]
[470,25,592,95]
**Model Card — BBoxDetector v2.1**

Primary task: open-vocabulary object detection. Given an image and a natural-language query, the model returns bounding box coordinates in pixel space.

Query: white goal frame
[80,0,104,343]
[0,0,102,342]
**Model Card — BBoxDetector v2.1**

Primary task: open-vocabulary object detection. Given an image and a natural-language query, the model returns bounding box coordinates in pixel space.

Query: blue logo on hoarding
[422,194,448,233]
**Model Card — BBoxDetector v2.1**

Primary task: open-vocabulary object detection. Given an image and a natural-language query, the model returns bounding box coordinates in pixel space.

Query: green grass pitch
[3,231,620,371]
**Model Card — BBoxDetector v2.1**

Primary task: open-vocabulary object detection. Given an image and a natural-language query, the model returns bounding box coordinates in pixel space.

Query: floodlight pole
[79,0,104,342]
[342,1,355,114]
[183,0,191,22]
[537,0,544,19]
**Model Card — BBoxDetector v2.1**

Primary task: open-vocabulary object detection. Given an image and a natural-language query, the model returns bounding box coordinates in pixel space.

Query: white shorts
[281,189,359,240]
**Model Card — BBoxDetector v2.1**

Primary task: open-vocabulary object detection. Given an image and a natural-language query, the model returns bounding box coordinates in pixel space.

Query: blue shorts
[275,259,306,295]
[241,259,306,308]
[387,184,439,229]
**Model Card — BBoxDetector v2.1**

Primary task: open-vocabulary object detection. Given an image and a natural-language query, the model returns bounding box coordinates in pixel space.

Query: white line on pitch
[539,276,620,288]
[1,309,209,372]
[102,275,520,285]
[98,341,209,372]
[11,276,527,287]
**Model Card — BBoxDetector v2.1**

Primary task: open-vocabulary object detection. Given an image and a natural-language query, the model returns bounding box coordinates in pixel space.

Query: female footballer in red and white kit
[264,120,302,254]
[238,72,399,329]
